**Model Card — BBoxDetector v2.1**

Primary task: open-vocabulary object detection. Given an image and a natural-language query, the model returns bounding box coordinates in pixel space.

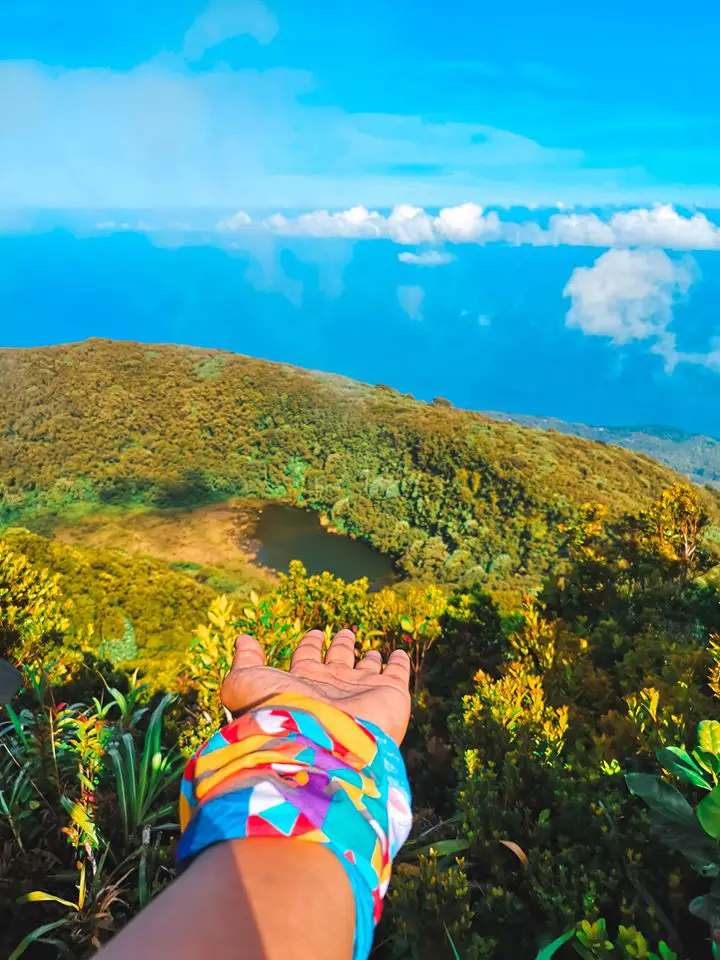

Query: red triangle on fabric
[246,815,286,838]
[183,755,197,782]
[289,812,318,836]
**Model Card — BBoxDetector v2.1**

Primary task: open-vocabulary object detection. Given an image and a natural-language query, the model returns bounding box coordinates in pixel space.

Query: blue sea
[1,227,718,437]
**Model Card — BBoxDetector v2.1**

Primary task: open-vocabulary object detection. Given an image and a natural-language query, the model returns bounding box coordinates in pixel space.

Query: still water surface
[253,504,397,590]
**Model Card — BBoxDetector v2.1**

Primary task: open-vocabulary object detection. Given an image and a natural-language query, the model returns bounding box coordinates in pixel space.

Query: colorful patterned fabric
[177,692,413,960]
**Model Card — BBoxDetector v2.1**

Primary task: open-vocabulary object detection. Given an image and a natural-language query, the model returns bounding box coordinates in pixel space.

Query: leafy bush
[2,484,720,958]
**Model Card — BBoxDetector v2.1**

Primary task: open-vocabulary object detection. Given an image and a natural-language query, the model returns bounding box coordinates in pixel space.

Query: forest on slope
[3,480,720,959]
[2,338,715,591]
[485,412,720,488]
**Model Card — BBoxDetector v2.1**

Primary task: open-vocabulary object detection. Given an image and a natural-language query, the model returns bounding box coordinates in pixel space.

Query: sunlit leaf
[21,891,78,910]
[656,747,712,790]
[697,786,720,839]
[499,839,529,869]
[698,721,720,757]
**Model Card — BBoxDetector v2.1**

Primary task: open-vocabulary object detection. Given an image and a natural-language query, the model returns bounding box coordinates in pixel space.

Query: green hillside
[485,411,720,488]
[4,339,720,959]
[1,338,711,589]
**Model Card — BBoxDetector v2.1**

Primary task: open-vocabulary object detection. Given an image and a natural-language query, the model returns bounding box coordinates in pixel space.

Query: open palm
[221,629,412,744]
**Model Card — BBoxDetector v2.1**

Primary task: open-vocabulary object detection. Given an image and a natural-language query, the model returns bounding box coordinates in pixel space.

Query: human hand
[221,629,412,744]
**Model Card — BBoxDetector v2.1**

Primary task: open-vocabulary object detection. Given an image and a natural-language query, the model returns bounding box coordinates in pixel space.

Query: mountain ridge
[484,411,720,488]
[1,338,715,589]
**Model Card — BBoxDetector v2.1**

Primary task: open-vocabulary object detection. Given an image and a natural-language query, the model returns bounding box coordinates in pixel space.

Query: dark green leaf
[650,813,720,876]
[444,926,462,960]
[625,773,695,825]
[8,919,70,960]
[397,838,470,863]
[690,878,720,927]
[535,927,576,959]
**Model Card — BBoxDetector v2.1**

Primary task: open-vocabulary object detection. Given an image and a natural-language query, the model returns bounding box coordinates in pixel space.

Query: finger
[291,629,325,667]
[230,634,265,671]
[383,649,412,685]
[325,629,356,668]
[355,649,382,675]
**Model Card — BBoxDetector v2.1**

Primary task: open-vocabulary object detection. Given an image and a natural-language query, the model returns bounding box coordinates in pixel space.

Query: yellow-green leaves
[656,746,713,791]
[698,720,720,757]
[0,539,71,664]
[60,797,99,848]
[22,891,78,910]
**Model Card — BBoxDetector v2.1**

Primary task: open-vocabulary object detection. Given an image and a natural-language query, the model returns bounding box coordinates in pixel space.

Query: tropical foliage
[2,400,720,959]
[3,340,716,590]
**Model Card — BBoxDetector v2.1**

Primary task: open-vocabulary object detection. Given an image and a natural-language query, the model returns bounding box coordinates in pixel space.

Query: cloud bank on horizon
[215,202,720,252]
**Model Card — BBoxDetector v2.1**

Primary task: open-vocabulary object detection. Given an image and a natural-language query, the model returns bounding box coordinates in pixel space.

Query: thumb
[230,634,265,671]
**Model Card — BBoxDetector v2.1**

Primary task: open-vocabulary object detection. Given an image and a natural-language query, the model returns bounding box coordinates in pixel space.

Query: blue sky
[1,0,719,436]
[2,0,720,208]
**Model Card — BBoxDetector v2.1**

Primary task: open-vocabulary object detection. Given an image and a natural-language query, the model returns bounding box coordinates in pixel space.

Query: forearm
[98,838,355,960]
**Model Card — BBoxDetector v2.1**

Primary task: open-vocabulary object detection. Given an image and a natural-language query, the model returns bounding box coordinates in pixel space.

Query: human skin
[97,630,412,960]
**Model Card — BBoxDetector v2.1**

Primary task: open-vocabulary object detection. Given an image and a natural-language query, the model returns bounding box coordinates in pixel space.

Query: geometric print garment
[177,693,413,960]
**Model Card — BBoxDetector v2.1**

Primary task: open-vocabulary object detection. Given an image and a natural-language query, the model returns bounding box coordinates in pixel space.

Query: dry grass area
[53,498,276,594]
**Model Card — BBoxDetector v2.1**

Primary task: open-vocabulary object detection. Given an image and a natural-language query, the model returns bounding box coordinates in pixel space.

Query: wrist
[178,693,412,960]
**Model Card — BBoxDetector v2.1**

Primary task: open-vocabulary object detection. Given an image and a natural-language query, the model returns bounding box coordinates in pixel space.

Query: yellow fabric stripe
[262,693,378,766]
[194,734,276,777]
[179,793,192,831]
[195,750,305,800]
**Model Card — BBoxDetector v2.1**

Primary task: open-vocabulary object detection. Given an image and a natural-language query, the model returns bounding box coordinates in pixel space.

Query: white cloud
[217,210,253,231]
[608,205,720,249]
[263,206,385,238]
[256,202,503,245]
[435,202,501,241]
[398,250,454,266]
[563,249,695,368]
[544,212,615,246]
[182,0,278,60]
[545,204,720,250]
[703,340,720,372]
[397,284,425,321]
[386,205,436,244]
[215,202,720,252]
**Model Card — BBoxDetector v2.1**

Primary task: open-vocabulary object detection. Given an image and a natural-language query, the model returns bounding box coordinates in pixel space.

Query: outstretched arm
[98,836,355,960]
[98,630,412,960]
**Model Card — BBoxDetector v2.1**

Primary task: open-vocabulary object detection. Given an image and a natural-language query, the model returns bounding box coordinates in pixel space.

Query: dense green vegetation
[3,481,720,958]
[0,526,222,688]
[486,412,720,489]
[3,339,714,590]
[4,338,720,957]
